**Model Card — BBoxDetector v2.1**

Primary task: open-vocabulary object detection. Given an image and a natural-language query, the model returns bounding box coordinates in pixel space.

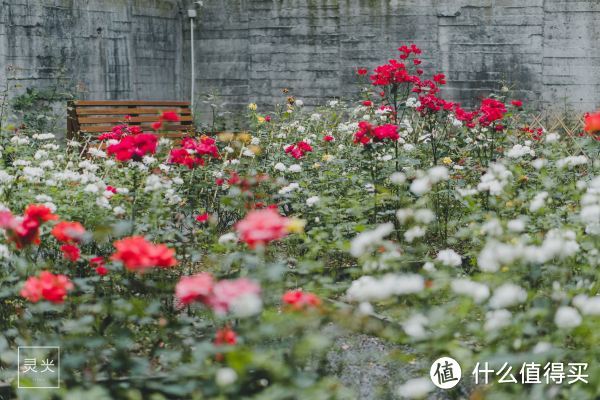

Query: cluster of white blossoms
[529,191,549,212]
[390,172,406,185]
[88,147,107,158]
[145,174,173,192]
[229,292,263,318]
[288,164,302,173]
[435,249,462,267]
[346,273,425,302]
[545,132,560,143]
[139,171,183,206]
[11,136,30,145]
[349,222,394,258]
[580,176,600,235]
[403,226,426,242]
[396,208,435,224]
[451,279,490,303]
[409,166,449,196]
[405,97,421,108]
[488,283,527,309]
[573,294,600,315]
[477,162,512,195]
[336,121,359,135]
[22,166,44,182]
[305,195,320,206]
[506,143,535,159]
[485,309,512,332]
[362,250,402,272]
[556,155,588,169]
[554,306,582,329]
[477,229,580,272]
[32,133,56,140]
[397,377,433,399]
[278,182,300,195]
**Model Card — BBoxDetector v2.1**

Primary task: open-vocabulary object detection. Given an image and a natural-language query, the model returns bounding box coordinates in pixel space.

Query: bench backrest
[67,100,194,141]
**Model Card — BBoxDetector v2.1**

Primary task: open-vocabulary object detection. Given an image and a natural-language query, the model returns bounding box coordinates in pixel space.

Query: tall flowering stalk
[168,136,220,213]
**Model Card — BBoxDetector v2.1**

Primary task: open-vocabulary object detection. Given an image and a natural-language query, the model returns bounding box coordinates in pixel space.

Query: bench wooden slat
[81,124,193,133]
[75,100,190,106]
[76,107,191,116]
[67,100,195,142]
[79,115,194,124]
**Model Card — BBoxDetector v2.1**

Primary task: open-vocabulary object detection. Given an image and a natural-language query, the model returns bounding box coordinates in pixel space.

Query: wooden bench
[67,100,194,141]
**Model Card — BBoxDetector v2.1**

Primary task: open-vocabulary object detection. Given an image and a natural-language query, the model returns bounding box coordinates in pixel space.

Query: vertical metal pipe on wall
[188,8,197,110]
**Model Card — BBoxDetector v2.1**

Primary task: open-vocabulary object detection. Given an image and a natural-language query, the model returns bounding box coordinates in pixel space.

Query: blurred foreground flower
[235,208,290,248]
[282,290,322,310]
[584,111,600,133]
[21,271,74,304]
[111,236,177,272]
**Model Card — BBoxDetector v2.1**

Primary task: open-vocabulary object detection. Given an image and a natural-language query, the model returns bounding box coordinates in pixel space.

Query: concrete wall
[190,0,600,119]
[2,0,600,130]
[0,0,184,102]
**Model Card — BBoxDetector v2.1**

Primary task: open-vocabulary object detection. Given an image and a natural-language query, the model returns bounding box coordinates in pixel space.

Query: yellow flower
[313,162,321,169]
[236,132,252,144]
[442,157,453,165]
[247,103,257,111]
[286,218,306,234]
[217,132,235,143]
[505,201,514,208]
[322,154,334,162]
[248,145,262,155]
[257,116,265,124]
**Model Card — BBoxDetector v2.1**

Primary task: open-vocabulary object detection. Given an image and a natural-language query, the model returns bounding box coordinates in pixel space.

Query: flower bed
[0,44,599,398]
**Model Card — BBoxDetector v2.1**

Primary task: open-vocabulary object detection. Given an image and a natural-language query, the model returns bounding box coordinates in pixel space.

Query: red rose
[584,111,600,133]
[52,221,86,243]
[0,205,58,249]
[111,236,177,272]
[284,141,313,159]
[160,110,180,122]
[282,290,322,310]
[196,213,210,223]
[214,327,237,346]
[107,133,158,162]
[235,208,289,248]
[433,73,446,85]
[21,271,74,304]
[175,272,214,306]
[90,256,108,276]
[169,137,219,169]
[60,244,81,262]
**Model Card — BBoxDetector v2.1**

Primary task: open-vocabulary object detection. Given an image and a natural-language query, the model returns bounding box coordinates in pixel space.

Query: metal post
[188,9,197,110]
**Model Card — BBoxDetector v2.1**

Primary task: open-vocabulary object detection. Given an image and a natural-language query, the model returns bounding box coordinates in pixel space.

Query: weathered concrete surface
[2,0,600,127]
[0,0,184,101]
[188,0,600,120]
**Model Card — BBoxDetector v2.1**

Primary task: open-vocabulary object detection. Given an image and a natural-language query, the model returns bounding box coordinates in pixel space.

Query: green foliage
[0,82,598,399]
